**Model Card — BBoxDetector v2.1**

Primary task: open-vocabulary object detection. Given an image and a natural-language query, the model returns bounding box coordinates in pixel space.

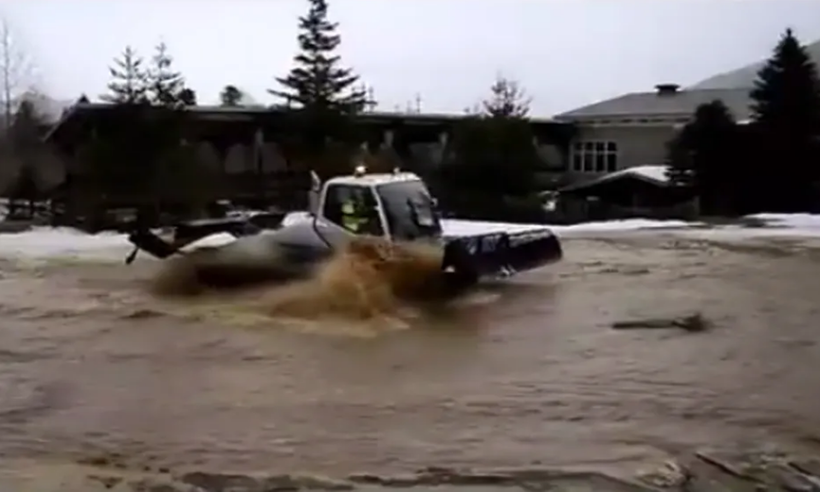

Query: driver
[340,191,374,234]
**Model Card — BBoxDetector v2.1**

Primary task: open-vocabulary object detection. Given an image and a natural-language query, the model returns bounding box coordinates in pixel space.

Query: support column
[253,128,264,174]
[438,131,449,147]
[435,131,449,164]
[383,129,395,149]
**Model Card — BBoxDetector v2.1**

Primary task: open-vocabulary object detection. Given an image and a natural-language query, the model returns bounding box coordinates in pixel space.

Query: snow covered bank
[3,213,820,261]
[279,211,701,237]
[744,213,820,235]
[0,216,703,260]
[0,227,131,260]
[441,218,700,237]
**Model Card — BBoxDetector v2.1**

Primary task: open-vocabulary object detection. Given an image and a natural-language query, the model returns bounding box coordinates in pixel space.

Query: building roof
[43,102,566,144]
[691,38,820,89]
[554,86,752,122]
[560,165,671,193]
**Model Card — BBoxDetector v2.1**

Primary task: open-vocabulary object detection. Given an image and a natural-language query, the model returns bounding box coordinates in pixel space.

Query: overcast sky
[2,0,820,117]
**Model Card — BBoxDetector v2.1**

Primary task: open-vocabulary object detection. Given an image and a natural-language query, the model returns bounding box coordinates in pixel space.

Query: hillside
[690,38,820,89]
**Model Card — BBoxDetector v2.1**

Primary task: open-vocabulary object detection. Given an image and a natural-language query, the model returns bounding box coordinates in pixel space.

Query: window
[322,184,384,236]
[571,141,619,173]
[376,181,442,241]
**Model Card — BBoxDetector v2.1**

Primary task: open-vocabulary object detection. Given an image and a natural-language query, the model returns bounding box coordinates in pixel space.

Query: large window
[571,141,619,173]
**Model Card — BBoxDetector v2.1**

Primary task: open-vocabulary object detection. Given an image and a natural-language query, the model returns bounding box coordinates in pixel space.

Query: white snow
[745,213,820,232]
[0,227,131,260]
[281,211,312,226]
[279,212,698,237]
[177,232,238,252]
[4,213,820,261]
[440,218,698,237]
[604,165,670,185]
[562,165,671,192]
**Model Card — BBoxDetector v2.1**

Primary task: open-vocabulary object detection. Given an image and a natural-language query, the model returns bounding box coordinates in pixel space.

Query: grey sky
[3,0,820,117]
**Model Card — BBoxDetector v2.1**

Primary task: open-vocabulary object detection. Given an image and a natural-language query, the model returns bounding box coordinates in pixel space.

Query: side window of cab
[322,184,384,236]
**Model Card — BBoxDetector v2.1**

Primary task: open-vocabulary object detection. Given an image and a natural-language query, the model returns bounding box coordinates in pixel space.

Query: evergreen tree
[751,28,820,136]
[146,42,185,107]
[77,94,90,103]
[220,85,243,106]
[100,46,148,104]
[88,45,172,223]
[6,162,38,217]
[142,43,208,214]
[270,0,367,116]
[435,76,546,222]
[178,88,197,106]
[483,75,531,119]
[749,28,820,211]
[9,98,44,151]
[666,100,739,214]
[6,99,50,216]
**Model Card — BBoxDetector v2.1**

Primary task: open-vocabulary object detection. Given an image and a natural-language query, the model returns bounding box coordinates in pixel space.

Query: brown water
[1,232,820,478]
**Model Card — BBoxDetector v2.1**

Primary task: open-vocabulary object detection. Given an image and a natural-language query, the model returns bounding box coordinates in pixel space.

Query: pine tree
[146,42,185,107]
[749,28,820,211]
[178,88,197,106]
[6,99,49,216]
[750,28,820,136]
[6,162,38,217]
[666,100,739,214]
[440,76,542,199]
[482,75,531,119]
[100,46,148,104]
[220,85,243,106]
[270,0,367,115]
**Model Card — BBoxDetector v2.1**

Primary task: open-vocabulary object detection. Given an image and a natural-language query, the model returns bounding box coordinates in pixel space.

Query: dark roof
[44,102,564,144]
[555,87,752,122]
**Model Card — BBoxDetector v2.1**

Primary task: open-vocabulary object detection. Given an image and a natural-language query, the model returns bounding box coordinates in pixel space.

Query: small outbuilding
[557,165,696,222]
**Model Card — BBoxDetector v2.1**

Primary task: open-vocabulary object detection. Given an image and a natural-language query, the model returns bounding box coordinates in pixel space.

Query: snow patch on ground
[441,218,700,237]
[0,227,132,260]
[3,213,820,260]
[745,213,820,234]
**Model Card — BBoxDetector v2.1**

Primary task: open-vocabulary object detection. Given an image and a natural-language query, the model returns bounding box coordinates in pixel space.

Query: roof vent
[655,83,680,96]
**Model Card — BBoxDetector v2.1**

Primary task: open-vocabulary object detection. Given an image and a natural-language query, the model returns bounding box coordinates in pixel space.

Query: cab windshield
[376,180,442,241]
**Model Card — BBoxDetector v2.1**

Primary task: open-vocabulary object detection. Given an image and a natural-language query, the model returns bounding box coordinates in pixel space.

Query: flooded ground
[1,231,820,486]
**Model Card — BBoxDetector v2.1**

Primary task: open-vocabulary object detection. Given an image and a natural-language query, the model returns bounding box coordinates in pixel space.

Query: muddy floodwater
[1,231,820,482]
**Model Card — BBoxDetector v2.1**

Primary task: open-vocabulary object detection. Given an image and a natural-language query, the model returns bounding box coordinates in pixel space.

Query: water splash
[147,236,462,328]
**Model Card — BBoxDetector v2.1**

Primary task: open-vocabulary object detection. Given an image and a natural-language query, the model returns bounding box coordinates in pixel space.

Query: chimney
[655,83,680,96]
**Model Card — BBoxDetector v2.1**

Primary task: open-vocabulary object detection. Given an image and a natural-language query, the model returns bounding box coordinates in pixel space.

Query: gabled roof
[560,165,671,193]
[555,87,752,122]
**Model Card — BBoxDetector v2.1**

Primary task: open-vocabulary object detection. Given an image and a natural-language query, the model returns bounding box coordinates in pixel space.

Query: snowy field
[1,212,820,260]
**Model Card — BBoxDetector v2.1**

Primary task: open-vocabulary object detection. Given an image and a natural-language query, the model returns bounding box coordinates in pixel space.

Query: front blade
[442,228,562,278]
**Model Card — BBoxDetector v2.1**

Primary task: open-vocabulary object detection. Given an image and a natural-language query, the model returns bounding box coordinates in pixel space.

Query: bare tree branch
[0,18,34,133]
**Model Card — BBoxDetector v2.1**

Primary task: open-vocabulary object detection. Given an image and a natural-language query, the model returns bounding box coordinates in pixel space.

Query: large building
[554,37,820,182]
[23,36,819,200]
[553,84,751,181]
[44,103,571,175]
